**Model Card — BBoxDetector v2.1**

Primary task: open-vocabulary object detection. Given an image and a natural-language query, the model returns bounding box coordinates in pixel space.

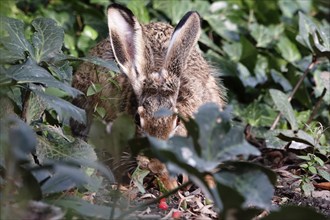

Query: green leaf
[127,0,150,23]
[276,36,301,63]
[41,164,90,194]
[64,55,120,73]
[250,23,284,48]
[89,114,135,162]
[0,116,37,162]
[269,89,298,130]
[318,169,330,181]
[296,12,315,51]
[223,42,242,62]
[214,162,275,209]
[297,155,311,161]
[150,135,220,172]
[95,106,106,118]
[36,127,96,162]
[314,70,330,105]
[308,166,317,174]
[32,18,64,63]
[239,37,257,71]
[9,61,81,98]
[296,12,330,55]
[277,130,317,148]
[300,164,308,168]
[205,50,238,77]
[314,156,324,166]
[278,0,312,18]
[87,83,103,96]
[49,197,119,219]
[204,14,239,42]
[199,31,223,54]
[131,167,150,193]
[301,180,314,196]
[32,89,86,124]
[237,63,258,87]
[153,0,197,24]
[194,103,260,161]
[81,25,98,40]
[235,101,277,127]
[0,16,34,63]
[47,61,73,84]
[270,69,293,92]
[147,135,223,208]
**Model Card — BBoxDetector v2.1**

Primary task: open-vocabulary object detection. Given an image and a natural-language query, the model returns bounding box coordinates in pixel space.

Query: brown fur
[72,6,226,140]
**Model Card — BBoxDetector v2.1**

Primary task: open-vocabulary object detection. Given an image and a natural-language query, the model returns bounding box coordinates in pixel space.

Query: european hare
[72,4,226,188]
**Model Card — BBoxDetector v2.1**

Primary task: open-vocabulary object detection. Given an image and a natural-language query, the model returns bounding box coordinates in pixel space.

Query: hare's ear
[107,4,145,87]
[164,11,201,76]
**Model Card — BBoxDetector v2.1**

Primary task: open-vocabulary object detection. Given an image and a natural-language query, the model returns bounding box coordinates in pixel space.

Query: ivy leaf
[204,14,240,42]
[223,42,242,62]
[296,12,330,56]
[153,0,193,24]
[205,50,238,77]
[270,69,293,92]
[314,70,330,104]
[0,16,34,63]
[250,23,284,48]
[269,89,298,130]
[32,18,64,63]
[276,35,301,63]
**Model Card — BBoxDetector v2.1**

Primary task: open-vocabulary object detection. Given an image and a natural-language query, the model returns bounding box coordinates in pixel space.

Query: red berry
[172,210,181,219]
[159,198,168,210]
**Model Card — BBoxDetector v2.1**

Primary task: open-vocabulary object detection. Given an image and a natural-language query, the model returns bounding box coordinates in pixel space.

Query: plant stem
[270,57,318,130]
[304,88,327,129]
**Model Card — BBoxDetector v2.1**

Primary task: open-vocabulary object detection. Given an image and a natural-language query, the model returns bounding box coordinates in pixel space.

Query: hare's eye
[176,117,181,127]
[135,113,141,127]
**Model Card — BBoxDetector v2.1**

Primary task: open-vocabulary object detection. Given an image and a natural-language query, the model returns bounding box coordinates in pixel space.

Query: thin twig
[270,56,318,130]
[114,180,192,220]
[303,88,327,129]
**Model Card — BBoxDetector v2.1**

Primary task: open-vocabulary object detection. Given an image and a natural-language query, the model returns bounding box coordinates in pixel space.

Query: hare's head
[107,4,201,139]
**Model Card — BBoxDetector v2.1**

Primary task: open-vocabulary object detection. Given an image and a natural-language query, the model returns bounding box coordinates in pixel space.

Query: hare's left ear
[107,4,146,94]
[164,12,201,76]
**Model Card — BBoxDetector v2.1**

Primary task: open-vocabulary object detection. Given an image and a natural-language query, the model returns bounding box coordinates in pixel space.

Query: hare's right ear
[164,11,201,76]
[107,4,146,94]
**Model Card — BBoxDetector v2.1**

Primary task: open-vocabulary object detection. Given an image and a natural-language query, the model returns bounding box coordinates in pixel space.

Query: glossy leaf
[32,89,86,124]
[270,89,298,130]
[0,16,34,62]
[32,18,64,62]
[214,162,275,209]
[276,35,301,63]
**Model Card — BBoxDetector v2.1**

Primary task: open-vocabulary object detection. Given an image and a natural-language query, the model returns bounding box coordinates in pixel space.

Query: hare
[72,4,226,188]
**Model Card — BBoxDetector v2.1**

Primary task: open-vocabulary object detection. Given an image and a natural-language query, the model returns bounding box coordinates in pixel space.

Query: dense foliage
[0,0,329,219]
